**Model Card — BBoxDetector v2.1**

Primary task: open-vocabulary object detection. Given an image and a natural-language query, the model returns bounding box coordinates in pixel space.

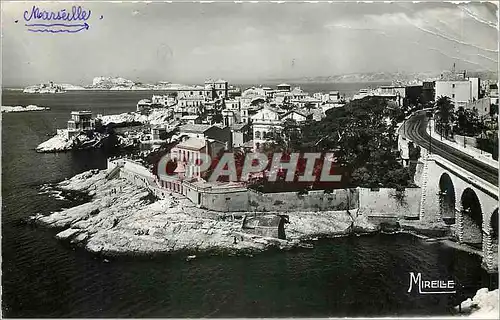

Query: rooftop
[179,124,213,133]
[232,123,247,131]
[71,111,92,115]
[176,137,206,150]
[181,115,200,120]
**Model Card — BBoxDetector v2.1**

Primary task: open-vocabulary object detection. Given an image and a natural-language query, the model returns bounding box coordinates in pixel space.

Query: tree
[434,96,455,138]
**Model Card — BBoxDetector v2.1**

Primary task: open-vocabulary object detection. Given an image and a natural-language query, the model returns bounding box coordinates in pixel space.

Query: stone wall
[358,187,421,219]
[201,190,250,212]
[247,188,358,212]
[112,160,422,219]
[460,212,483,244]
[454,134,478,148]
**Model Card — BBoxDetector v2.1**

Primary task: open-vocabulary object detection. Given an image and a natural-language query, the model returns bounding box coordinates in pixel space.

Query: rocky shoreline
[1,105,50,113]
[30,168,487,260]
[30,169,382,257]
[456,288,499,318]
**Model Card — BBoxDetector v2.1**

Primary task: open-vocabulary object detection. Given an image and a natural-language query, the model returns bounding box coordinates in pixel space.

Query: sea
[1,86,498,318]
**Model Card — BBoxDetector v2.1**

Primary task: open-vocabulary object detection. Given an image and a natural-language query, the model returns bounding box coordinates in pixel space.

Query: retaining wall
[358,187,421,219]
[111,159,422,216]
[248,188,358,212]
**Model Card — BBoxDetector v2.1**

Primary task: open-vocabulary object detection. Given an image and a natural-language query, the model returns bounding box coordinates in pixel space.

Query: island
[1,105,50,113]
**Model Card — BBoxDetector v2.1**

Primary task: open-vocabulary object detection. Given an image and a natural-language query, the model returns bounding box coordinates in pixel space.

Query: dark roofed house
[179,124,232,149]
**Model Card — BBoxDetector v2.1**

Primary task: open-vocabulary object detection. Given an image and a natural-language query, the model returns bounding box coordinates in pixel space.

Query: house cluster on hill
[134,80,348,161]
[351,70,498,118]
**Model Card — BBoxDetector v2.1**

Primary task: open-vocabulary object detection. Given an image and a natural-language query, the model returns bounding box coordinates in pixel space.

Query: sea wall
[357,187,421,219]
[112,159,422,217]
[248,189,358,212]
[200,189,250,212]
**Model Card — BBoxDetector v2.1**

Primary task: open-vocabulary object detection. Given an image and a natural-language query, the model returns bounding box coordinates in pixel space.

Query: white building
[434,78,480,109]
[281,110,311,123]
[352,88,371,101]
[490,84,498,106]
[276,83,291,92]
[66,111,97,139]
[231,123,248,148]
[136,99,152,112]
[251,105,282,150]
[328,91,341,103]
[181,115,201,125]
[170,137,225,179]
[205,79,229,99]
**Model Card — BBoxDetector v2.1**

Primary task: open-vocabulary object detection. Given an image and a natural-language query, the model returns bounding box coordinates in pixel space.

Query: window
[452,84,455,88]
[190,91,193,95]
[452,94,455,98]
[255,131,261,139]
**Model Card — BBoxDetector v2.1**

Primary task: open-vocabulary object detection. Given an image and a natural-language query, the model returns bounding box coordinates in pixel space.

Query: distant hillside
[269,70,498,84]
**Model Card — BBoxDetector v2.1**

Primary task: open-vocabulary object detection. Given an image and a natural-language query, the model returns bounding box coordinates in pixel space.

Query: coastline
[31,169,382,257]
[29,168,481,259]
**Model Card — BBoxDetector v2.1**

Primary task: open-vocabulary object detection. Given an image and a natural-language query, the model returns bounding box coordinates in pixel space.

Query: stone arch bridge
[418,149,498,272]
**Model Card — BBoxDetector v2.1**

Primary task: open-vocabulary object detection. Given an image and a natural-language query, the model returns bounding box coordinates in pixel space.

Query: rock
[456,288,499,318]
[353,214,379,233]
[455,298,475,313]
[379,221,401,233]
[71,232,89,244]
[56,228,81,240]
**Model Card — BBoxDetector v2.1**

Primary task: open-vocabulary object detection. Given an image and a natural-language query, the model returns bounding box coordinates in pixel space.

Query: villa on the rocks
[66,111,100,139]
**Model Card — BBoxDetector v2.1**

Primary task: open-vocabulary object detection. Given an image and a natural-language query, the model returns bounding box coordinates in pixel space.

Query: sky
[1,1,498,87]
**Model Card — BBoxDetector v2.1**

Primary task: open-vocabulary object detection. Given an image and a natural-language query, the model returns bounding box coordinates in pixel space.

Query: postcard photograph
[1,1,499,318]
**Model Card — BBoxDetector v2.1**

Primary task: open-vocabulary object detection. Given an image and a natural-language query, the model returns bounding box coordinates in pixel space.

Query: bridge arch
[460,188,483,248]
[438,173,456,225]
[491,208,498,244]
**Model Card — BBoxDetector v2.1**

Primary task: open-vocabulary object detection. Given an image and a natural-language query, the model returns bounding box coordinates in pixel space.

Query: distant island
[18,70,499,93]
[22,77,176,93]
[1,105,50,113]
[23,82,84,93]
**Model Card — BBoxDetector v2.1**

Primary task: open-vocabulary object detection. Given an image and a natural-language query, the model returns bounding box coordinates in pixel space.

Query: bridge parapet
[427,153,498,199]
[417,149,498,272]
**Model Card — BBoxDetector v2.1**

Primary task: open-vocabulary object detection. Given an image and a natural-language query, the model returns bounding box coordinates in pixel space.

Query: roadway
[401,111,498,186]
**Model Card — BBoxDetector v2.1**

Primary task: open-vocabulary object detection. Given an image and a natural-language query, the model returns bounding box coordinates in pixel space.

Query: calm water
[1,89,497,318]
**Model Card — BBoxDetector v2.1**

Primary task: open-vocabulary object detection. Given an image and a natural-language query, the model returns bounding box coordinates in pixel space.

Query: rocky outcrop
[456,288,499,318]
[1,105,50,113]
[36,130,109,153]
[34,170,292,255]
[33,169,382,256]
